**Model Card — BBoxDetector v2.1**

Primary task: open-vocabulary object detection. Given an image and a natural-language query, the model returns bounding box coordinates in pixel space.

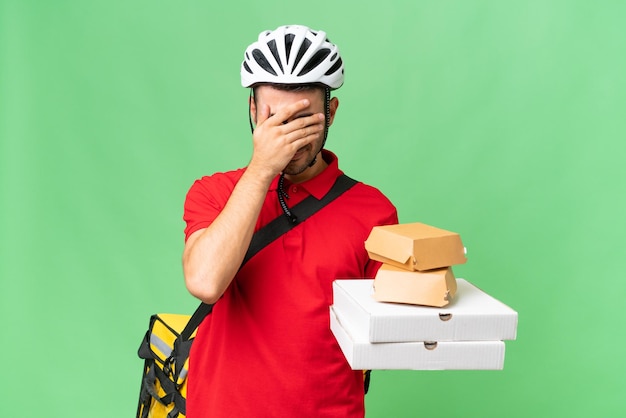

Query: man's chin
[283,161,311,176]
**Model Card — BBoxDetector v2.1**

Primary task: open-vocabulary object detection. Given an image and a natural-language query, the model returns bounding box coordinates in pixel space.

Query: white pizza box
[332,279,517,343]
[330,306,506,370]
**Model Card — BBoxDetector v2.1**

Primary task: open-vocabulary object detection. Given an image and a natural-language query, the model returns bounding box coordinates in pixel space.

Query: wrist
[242,162,276,189]
[245,160,279,184]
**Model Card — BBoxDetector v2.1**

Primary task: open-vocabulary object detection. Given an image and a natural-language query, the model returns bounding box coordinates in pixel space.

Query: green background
[1,0,625,416]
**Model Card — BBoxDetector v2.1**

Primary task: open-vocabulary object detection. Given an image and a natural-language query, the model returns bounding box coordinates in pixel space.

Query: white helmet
[241,25,344,89]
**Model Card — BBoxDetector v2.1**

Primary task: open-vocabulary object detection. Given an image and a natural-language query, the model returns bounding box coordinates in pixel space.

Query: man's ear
[249,94,257,125]
[327,97,339,126]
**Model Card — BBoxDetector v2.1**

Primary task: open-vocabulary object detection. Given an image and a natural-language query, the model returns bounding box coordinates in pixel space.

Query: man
[182,25,397,417]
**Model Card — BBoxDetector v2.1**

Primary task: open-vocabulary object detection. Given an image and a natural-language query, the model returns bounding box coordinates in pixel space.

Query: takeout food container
[365,223,467,271]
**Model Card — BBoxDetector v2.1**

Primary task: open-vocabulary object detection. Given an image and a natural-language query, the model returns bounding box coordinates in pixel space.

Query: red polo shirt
[184,151,397,418]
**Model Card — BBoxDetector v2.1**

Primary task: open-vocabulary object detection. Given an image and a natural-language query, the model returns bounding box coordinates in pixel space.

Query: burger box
[332,279,517,343]
[365,223,467,271]
[330,306,506,370]
[373,265,457,308]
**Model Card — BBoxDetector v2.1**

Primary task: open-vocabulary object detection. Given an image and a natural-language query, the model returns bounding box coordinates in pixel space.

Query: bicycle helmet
[241,25,344,89]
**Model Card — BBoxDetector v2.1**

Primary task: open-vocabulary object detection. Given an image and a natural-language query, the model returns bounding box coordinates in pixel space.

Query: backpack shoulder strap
[180,174,358,341]
[244,174,357,264]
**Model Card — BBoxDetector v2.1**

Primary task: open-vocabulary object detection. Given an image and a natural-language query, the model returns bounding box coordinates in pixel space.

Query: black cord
[248,88,255,134]
[277,173,298,223]
[307,87,330,168]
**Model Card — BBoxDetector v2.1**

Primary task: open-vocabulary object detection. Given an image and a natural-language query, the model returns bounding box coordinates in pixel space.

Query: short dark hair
[251,83,326,105]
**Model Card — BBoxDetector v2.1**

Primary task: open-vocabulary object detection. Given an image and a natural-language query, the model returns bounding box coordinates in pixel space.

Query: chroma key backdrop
[1,1,624,417]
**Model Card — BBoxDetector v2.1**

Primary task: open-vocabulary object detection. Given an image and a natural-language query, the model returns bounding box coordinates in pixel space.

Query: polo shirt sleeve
[183,171,241,241]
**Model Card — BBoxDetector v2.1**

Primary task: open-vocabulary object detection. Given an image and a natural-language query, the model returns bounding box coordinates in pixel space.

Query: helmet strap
[248,88,255,134]
[308,87,331,167]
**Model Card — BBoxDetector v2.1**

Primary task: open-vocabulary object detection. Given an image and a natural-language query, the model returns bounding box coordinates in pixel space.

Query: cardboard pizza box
[330,306,506,370]
[332,278,518,343]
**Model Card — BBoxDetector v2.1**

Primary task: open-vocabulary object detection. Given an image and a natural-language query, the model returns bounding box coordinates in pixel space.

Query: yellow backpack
[136,312,200,418]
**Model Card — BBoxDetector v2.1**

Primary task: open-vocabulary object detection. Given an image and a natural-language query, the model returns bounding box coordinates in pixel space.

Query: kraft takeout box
[332,279,518,343]
[373,265,457,307]
[330,306,506,370]
[365,223,467,271]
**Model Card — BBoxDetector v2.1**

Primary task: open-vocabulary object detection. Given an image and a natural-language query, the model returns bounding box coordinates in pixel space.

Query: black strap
[245,173,357,261]
[179,174,357,341]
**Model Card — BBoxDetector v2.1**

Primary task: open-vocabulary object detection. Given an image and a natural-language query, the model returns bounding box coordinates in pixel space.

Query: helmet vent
[243,61,253,74]
[324,57,343,76]
[252,48,277,76]
[292,38,312,73]
[285,34,295,63]
[298,48,330,76]
[266,39,283,73]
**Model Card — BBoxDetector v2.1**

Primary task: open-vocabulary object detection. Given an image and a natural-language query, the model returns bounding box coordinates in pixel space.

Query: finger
[270,99,312,125]
[285,121,325,143]
[281,113,325,135]
[288,131,325,155]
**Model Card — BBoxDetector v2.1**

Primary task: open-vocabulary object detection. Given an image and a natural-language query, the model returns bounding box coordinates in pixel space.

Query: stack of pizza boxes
[330,223,518,371]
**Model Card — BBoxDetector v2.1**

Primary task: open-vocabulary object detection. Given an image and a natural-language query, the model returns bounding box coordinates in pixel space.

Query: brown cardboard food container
[365,223,467,271]
[373,265,457,307]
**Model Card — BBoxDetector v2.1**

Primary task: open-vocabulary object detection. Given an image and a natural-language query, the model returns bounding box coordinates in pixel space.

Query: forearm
[182,167,274,303]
